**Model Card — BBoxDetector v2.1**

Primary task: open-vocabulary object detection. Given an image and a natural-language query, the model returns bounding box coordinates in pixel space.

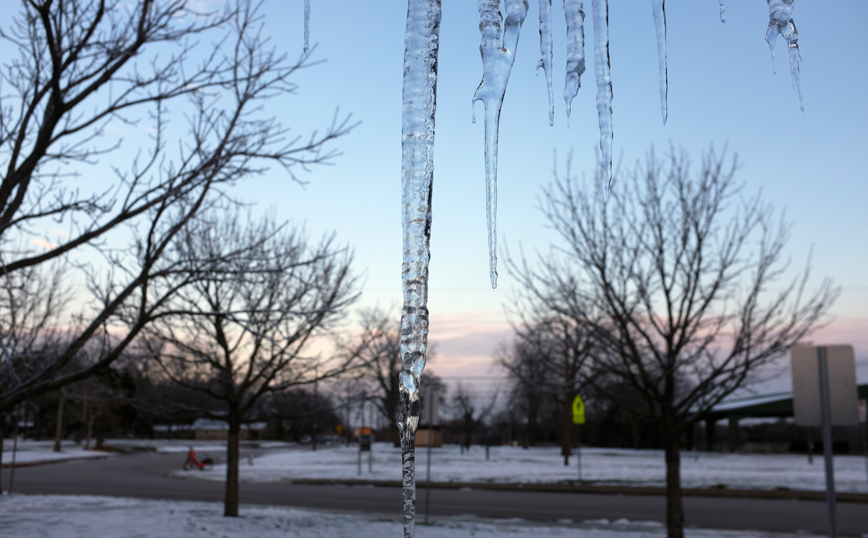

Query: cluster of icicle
[389,1,805,537]
[469,0,804,290]
[471,0,614,290]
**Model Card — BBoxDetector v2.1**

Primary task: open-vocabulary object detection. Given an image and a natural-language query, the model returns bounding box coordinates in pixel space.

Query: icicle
[472,0,528,289]
[765,0,803,111]
[536,0,554,126]
[651,0,667,125]
[303,0,311,56]
[591,0,613,195]
[719,0,726,23]
[399,1,441,537]
[563,0,586,123]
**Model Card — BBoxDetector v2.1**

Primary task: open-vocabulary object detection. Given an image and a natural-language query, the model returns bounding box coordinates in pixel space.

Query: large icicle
[563,0,586,122]
[399,1,441,537]
[766,0,803,111]
[536,0,554,126]
[719,0,726,23]
[303,0,311,56]
[591,0,613,195]
[472,0,529,289]
[651,0,667,124]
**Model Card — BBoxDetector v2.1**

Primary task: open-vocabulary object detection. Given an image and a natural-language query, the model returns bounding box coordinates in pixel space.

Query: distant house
[191,418,267,441]
[152,423,194,440]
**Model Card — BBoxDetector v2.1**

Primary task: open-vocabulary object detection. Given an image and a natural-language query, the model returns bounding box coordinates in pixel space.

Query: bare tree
[509,148,838,538]
[0,0,354,415]
[497,336,549,449]
[450,383,497,451]
[344,307,442,446]
[505,312,594,465]
[344,308,402,444]
[143,209,359,517]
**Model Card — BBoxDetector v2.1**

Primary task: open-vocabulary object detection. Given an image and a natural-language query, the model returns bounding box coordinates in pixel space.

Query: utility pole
[312,367,319,451]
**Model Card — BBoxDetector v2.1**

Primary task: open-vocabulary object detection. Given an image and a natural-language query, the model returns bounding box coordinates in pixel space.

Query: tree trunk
[523,404,538,449]
[86,414,95,450]
[0,414,5,473]
[663,420,685,538]
[561,394,572,466]
[463,416,473,450]
[311,378,318,451]
[224,403,241,517]
[386,395,401,447]
[53,392,66,452]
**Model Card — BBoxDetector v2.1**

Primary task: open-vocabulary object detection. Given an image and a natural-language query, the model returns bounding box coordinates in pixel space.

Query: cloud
[31,238,59,250]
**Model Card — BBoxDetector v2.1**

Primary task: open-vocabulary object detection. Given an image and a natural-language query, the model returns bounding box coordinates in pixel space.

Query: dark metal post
[9,406,20,495]
[576,424,582,482]
[817,346,838,538]
[424,394,433,524]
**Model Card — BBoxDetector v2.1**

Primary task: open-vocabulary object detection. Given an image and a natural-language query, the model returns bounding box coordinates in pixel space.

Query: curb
[282,478,868,503]
[1,455,111,469]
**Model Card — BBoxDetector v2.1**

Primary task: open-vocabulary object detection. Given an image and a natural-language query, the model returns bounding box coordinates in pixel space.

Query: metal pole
[577,424,582,482]
[817,346,838,538]
[9,406,20,495]
[424,393,433,524]
[863,420,868,492]
[357,400,362,475]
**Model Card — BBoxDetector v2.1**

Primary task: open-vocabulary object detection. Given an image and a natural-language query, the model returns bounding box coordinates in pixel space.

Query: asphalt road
[4,451,868,536]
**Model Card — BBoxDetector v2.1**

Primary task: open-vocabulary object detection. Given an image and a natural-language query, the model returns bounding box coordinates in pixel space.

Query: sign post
[572,394,585,482]
[422,388,440,525]
[791,345,859,538]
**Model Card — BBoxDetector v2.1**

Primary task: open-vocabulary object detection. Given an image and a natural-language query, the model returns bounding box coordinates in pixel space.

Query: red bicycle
[183,447,213,471]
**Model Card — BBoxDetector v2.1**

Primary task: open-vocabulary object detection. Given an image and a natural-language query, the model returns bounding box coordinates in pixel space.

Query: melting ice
[304,0,311,56]
[591,0,613,195]
[399,0,441,536]
[563,0,586,122]
[536,0,554,126]
[766,0,803,111]
[651,0,667,125]
[472,0,529,289]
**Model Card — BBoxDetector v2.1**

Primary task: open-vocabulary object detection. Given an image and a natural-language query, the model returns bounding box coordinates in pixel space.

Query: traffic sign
[572,394,585,425]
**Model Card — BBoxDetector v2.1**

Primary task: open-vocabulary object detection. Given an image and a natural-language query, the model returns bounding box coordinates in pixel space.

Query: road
[4,451,868,536]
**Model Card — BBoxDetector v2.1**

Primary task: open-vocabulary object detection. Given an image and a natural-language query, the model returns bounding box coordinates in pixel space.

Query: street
[4,451,868,536]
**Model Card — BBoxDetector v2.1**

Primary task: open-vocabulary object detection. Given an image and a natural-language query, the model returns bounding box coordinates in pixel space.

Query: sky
[226,1,868,396]
[10,2,866,398]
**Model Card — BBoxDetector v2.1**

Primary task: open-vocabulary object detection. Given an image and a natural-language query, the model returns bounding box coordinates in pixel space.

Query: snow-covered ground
[0,440,112,466]
[4,438,868,493]
[0,494,839,538]
[174,442,868,493]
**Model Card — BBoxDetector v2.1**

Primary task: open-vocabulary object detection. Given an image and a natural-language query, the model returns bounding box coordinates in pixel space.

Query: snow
[0,494,837,538]
[5,440,867,494]
[0,440,112,466]
[167,443,868,494]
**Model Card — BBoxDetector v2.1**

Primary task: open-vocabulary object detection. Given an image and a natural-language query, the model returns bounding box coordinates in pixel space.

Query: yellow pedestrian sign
[572,394,585,425]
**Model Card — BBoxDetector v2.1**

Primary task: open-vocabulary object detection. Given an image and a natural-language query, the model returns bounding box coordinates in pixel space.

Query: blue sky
[75,1,856,394]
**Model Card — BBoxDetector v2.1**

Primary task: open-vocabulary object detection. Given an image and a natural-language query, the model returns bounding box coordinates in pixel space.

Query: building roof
[703,384,867,420]
[190,418,267,431]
